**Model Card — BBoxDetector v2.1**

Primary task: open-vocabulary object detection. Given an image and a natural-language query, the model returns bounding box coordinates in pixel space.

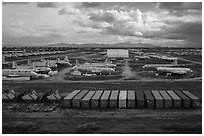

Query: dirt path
[46,67,72,81]
[2,109,202,134]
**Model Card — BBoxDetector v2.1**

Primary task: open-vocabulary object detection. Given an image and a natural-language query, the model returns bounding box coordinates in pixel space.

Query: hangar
[107,49,129,58]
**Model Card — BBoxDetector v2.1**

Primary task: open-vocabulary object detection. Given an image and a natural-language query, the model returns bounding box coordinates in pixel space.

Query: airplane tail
[75,60,80,67]
[2,56,6,64]
[11,61,18,69]
[40,56,44,62]
[32,62,36,69]
[105,58,112,65]
[27,59,31,66]
[56,57,60,63]
[46,59,50,67]
[64,56,68,61]
[172,59,178,65]
[23,49,26,55]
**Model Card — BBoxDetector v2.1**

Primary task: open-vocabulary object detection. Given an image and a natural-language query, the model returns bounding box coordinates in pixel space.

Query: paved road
[178,57,202,65]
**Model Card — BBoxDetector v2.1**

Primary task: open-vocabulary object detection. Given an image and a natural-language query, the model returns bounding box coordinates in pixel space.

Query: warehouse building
[107,49,129,58]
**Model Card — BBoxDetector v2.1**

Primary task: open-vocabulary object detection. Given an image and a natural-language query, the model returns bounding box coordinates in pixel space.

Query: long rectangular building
[119,90,127,108]
[107,49,129,58]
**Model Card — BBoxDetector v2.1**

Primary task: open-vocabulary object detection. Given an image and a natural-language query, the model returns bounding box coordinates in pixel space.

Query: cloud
[157,2,201,11]
[2,2,30,5]
[36,2,58,8]
[86,9,152,37]
[58,5,80,15]
[89,9,144,23]
[156,2,202,17]
[9,20,24,28]
[168,21,202,35]
[80,2,101,8]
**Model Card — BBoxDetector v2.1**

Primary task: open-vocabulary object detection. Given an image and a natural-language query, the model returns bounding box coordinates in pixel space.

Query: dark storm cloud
[141,21,202,40]
[36,2,58,8]
[89,13,116,22]
[168,21,202,35]
[81,2,101,8]
[157,2,201,11]
[3,2,30,5]
[161,33,187,40]
[157,2,202,17]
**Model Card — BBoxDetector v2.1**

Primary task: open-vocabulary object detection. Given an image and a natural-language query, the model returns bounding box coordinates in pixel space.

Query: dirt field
[2,108,202,134]
[2,81,202,134]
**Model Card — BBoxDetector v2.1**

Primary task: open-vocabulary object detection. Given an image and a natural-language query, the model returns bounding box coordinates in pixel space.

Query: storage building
[63,90,81,108]
[72,90,89,108]
[91,90,103,108]
[109,90,119,108]
[107,49,129,58]
[81,91,96,108]
[167,90,181,108]
[119,90,127,108]
[100,90,111,108]
[182,90,201,108]
[152,90,163,108]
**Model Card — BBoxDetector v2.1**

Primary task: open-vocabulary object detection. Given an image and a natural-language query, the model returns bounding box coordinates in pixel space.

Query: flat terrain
[2,48,202,134]
[2,81,202,134]
[2,109,202,134]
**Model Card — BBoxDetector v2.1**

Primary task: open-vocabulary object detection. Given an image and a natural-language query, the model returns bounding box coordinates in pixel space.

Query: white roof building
[107,49,129,58]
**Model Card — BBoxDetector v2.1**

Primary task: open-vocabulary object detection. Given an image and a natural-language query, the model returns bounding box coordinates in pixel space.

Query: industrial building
[107,49,129,58]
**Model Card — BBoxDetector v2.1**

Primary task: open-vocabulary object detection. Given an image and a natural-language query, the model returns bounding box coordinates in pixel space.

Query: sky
[2,2,202,47]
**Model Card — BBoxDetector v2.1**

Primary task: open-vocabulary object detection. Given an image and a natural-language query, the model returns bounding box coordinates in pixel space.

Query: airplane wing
[92,69,101,73]
[8,75,20,77]
[171,70,186,75]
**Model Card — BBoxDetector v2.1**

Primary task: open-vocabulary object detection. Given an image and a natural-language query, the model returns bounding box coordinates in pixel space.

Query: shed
[72,90,89,108]
[167,90,181,108]
[159,90,172,108]
[91,90,103,108]
[182,91,201,108]
[100,90,111,108]
[127,90,135,108]
[109,90,119,108]
[81,91,96,108]
[119,90,127,108]
[174,90,191,108]
[144,90,155,108]
[152,90,163,108]
[63,90,81,108]
[135,91,145,108]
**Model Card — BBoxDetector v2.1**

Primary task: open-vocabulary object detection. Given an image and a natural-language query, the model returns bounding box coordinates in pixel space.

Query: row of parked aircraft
[3,50,66,58]
[72,58,116,75]
[2,56,71,81]
[142,59,193,75]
